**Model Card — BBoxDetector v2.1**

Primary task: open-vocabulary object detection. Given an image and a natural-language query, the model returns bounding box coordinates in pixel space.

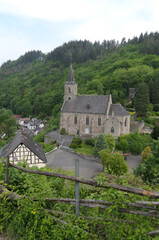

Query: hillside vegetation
[0,32,159,130]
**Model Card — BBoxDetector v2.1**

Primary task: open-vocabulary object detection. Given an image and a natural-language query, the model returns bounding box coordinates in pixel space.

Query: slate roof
[0,131,47,162]
[109,104,130,116]
[62,95,110,114]
[64,64,77,85]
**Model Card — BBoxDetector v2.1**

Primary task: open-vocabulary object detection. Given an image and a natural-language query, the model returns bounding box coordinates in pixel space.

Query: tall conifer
[135,82,149,116]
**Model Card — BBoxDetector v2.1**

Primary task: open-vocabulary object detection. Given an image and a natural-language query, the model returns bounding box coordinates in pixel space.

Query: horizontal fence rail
[7,162,159,199]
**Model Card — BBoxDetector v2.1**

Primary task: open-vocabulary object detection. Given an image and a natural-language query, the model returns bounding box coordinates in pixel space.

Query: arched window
[86,116,89,125]
[68,87,71,93]
[111,127,114,133]
[74,116,77,124]
[125,117,127,127]
[98,117,101,126]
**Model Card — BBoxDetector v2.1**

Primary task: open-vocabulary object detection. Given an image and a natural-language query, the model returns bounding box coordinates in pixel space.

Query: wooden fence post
[75,159,79,219]
[5,157,9,184]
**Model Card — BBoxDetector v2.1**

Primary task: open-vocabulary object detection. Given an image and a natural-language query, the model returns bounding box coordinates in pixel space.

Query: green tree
[151,125,159,139]
[142,146,153,162]
[135,82,149,116]
[112,89,119,103]
[93,133,108,157]
[99,152,128,175]
[129,131,143,154]
[0,108,17,138]
[134,156,159,184]
[98,149,111,170]
[105,133,115,151]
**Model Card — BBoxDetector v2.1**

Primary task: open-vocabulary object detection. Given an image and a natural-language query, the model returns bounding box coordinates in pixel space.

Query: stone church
[60,65,130,138]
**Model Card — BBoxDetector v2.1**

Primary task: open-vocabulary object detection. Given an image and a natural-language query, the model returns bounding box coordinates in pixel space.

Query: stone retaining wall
[60,146,101,164]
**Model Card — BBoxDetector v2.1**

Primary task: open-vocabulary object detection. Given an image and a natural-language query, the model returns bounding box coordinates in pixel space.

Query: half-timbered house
[0,131,47,167]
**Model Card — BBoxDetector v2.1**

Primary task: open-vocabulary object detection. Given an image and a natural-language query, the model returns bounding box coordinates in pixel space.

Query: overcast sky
[0,0,159,65]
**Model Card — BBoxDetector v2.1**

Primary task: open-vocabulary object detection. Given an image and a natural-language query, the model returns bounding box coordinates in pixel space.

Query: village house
[60,65,130,138]
[0,131,47,167]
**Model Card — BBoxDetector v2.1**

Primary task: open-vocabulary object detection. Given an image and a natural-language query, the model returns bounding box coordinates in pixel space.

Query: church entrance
[85,128,89,134]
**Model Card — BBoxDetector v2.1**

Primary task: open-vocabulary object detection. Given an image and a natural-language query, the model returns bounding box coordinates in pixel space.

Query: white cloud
[0,0,159,65]
[0,0,101,21]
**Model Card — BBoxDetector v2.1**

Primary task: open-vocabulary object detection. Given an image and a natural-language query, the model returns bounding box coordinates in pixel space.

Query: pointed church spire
[67,64,75,83]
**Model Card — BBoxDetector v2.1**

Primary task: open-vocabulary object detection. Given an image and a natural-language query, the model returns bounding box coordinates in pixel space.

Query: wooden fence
[1,160,159,237]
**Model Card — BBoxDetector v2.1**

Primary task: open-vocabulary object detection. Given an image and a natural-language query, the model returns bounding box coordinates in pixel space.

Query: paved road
[46,148,103,178]
[126,155,142,170]
[46,148,142,178]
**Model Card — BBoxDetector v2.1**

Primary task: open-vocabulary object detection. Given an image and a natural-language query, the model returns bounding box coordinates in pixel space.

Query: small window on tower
[98,117,101,126]
[68,87,71,93]
[74,116,77,124]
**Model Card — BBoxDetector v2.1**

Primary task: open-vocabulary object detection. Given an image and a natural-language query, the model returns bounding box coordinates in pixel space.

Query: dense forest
[1,32,159,239]
[0,32,159,130]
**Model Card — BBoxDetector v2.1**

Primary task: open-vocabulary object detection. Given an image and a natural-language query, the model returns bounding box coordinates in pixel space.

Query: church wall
[104,117,121,139]
[117,115,130,135]
[60,112,130,138]
[60,112,106,137]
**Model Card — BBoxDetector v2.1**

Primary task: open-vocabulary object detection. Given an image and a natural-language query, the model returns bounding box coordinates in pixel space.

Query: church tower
[64,65,78,101]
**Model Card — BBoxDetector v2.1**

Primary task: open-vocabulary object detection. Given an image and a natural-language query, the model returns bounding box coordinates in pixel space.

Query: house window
[74,116,77,124]
[86,116,89,125]
[98,117,101,126]
[125,117,127,127]
[111,127,114,133]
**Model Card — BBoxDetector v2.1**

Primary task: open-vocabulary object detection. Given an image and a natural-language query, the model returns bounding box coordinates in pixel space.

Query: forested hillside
[0,32,159,130]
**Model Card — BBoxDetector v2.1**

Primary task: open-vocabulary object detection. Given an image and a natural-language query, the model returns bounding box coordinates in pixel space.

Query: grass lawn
[73,143,94,155]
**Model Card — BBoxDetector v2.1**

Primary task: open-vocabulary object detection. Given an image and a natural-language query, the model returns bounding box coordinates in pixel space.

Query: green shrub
[85,138,95,146]
[72,137,82,146]
[105,133,115,151]
[129,131,143,154]
[144,117,153,124]
[34,131,45,143]
[60,128,66,135]
[70,142,78,148]
[116,139,129,153]
[100,152,128,175]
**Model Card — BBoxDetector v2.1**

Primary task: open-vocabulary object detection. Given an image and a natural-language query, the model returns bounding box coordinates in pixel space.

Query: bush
[102,152,128,176]
[134,156,159,184]
[129,131,143,154]
[116,139,129,153]
[72,137,82,146]
[34,131,45,143]
[70,142,78,148]
[60,128,66,135]
[85,138,95,146]
[117,132,144,154]
[116,134,131,153]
